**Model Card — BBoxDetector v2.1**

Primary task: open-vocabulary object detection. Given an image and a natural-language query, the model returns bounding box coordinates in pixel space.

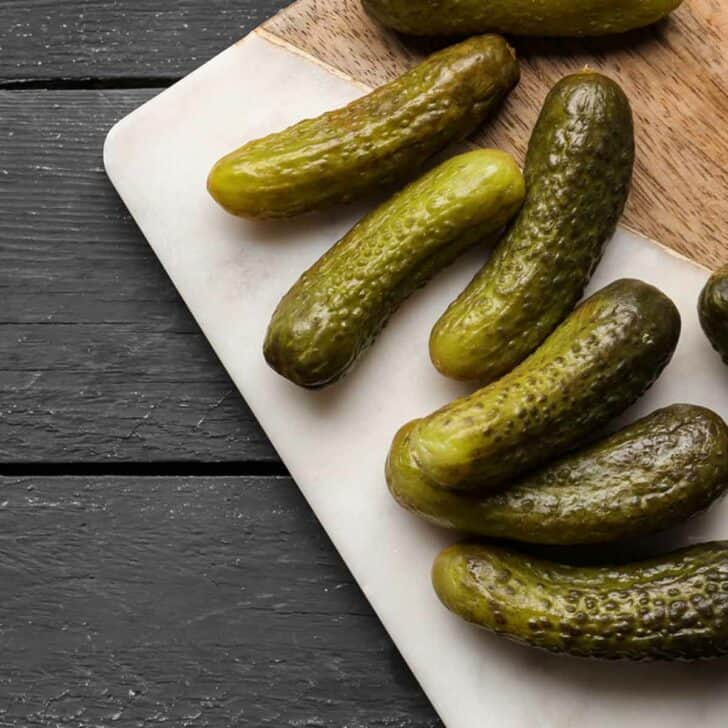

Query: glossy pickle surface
[407,279,681,492]
[264,150,525,388]
[430,71,634,383]
[698,264,728,364]
[208,35,519,218]
[387,405,728,544]
[433,541,728,660]
[363,0,684,37]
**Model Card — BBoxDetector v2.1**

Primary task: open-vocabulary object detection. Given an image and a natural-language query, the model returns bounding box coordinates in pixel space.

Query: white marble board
[104,30,728,728]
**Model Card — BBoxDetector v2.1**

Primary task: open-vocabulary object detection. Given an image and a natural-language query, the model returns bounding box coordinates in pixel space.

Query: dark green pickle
[264,150,525,388]
[699,264,728,364]
[387,405,728,544]
[363,0,684,37]
[397,279,681,493]
[433,541,728,660]
[207,35,519,218]
[430,72,634,383]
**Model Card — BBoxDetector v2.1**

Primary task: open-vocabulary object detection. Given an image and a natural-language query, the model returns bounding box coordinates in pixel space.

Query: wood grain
[0,0,289,84]
[0,475,440,726]
[263,0,728,269]
[0,90,275,463]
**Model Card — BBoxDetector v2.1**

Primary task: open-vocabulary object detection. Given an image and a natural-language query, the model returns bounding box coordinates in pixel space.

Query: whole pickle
[387,405,728,544]
[698,265,728,364]
[433,540,728,660]
[400,279,680,492]
[363,0,684,37]
[264,150,525,388]
[207,35,519,218]
[430,72,634,383]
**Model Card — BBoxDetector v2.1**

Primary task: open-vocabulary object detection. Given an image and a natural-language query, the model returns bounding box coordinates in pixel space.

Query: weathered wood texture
[0,475,440,726]
[1,0,288,84]
[264,0,728,269]
[0,90,276,463]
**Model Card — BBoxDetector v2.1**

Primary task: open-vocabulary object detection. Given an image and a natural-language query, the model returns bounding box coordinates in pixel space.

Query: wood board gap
[0,461,289,478]
[0,78,176,91]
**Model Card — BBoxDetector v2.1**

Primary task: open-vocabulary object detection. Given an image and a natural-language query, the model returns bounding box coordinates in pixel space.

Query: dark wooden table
[1,3,441,724]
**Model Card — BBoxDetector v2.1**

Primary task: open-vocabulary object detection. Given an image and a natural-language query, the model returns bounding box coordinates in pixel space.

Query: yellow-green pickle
[433,541,728,660]
[264,150,525,388]
[430,71,634,383]
[207,35,519,218]
[388,405,728,544]
[395,279,681,493]
[363,0,684,37]
[698,264,728,363]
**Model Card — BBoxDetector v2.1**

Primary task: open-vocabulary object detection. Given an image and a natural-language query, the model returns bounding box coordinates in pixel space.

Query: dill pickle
[387,405,728,544]
[699,265,728,364]
[433,540,728,660]
[264,150,525,388]
[430,72,634,383]
[207,35,519,218]
[398,279,680,492]
[363,0,684,37]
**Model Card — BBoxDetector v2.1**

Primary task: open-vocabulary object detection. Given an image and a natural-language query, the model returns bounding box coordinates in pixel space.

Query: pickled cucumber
[264,150,525,388]
[208,35,519,218]
[402,279,680,492]
[699,265,728,364]
[430,72,634,383]
[433,541,728,660]
[387,405,728,544]
[363,0,684,37]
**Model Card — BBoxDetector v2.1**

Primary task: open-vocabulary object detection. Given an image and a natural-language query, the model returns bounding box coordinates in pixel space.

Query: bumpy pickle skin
[363,0,684,37]
[433,541,728,661]
[264,150,525,388]
[207,35,519,218]
[699,265,728,364]
[404,279,681,492]
[430,72,634,383]
[386,405,728,544]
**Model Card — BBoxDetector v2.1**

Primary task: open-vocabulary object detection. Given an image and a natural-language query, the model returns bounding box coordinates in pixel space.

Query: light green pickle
[430,72,634,383]
[363,0,684,37]
[433,541,728,660]
[698,264,728,364]
[264,150,525,388]
[387,405,728,544]
[207,35,519,218]
[401,279,680,493]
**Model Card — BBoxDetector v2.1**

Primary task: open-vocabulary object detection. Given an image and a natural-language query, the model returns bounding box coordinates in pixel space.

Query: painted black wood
[0,475,440,725]
[1,5,443,723]
[0,89,276,463]
[1,1,289,86]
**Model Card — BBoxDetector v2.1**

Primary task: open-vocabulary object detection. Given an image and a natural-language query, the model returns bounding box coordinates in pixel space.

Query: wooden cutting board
[261,0,728,269]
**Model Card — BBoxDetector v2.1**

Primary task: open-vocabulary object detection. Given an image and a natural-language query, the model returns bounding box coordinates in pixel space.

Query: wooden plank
[0,474,440,726]
[0,89,276,463]
[1,0,288,84]
[263,0,728,269]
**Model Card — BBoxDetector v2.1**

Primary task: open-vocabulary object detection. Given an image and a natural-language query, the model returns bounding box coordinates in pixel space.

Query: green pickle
[264,150,525,388]
[363,0,684,37]
[433,541,728,660]
[397,279,680,493]
[698,265,728,364]
[431,72,634,383]
[208,35,519,218]
[387,405,728,544]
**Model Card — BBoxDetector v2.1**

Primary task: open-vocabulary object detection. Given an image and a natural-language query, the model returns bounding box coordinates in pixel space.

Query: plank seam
[0,78,175,91]
[0,462,290,477]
